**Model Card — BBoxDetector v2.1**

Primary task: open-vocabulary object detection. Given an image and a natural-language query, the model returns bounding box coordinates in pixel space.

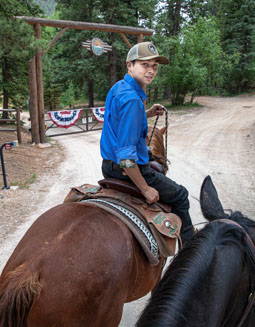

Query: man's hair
[126,60,136,73]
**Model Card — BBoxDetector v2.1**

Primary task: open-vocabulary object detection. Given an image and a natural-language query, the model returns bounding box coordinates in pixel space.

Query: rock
[37,143,52,149]
[10,186,19,190]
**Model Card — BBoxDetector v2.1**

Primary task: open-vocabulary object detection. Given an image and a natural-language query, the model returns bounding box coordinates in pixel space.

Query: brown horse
[0,126,168,327]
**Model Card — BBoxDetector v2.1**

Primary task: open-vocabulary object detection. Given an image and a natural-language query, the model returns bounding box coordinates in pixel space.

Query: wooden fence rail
[0,108,22,144]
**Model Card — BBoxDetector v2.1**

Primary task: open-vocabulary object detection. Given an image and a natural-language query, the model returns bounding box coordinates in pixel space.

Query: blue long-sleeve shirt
[100,74,149,165]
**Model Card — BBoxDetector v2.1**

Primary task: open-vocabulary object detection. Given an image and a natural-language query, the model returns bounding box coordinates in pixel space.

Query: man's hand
[146,104,165,118]
[141,186,159,204]
[123,165,159,204]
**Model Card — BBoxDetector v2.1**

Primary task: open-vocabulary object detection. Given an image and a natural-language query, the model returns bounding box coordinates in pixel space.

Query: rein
[148,107,169,168]
[218,219,255,326]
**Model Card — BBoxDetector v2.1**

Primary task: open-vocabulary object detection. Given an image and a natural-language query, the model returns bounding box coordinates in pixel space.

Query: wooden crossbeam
[15,16,154,36]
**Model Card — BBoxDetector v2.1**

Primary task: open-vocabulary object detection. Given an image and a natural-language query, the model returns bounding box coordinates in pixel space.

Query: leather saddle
[64,178,182,262]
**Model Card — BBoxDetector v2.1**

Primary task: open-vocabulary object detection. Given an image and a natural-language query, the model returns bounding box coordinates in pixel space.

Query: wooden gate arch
[15,16,154,144]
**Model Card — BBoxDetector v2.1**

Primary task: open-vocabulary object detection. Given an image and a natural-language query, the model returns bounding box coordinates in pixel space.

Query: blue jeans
[102,160,194,243]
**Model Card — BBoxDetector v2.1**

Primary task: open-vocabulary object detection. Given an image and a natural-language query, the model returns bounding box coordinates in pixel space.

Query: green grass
[164,102,203,111]
[15,173,37,189]
[46,136,52,143]
[147,98,203,112]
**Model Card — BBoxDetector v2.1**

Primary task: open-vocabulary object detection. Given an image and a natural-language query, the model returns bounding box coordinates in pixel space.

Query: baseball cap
[126,42,169,65]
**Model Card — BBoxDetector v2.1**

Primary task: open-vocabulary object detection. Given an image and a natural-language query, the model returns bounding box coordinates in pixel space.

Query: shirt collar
[124,74,147,100]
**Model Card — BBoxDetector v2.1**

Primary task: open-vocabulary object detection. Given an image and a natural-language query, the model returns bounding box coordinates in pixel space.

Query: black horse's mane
[136,211,255,327]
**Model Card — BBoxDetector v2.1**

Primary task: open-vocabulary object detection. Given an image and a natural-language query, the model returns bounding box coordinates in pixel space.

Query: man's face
[127,59,159,87]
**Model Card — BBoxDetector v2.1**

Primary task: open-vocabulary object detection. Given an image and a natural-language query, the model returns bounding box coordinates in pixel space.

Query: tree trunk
[190,91,196,104]
[2,55,9,121]
[172,94,185,106]
[173,0,182,36]
[164,86,171,99]
[28,56,40,144]
[88,79,94,107]
[109,34,116,87]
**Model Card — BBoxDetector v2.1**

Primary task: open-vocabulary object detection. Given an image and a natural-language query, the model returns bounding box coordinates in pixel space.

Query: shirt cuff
[116,145,138,164]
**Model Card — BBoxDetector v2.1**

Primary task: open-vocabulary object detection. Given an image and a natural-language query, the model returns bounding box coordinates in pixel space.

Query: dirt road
[0,95,254,325]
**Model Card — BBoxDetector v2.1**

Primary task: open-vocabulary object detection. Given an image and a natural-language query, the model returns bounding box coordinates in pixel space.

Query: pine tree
[0,0,42,115]
[33,0,56,16]
[154,0,207,100]
[218,0,255,92]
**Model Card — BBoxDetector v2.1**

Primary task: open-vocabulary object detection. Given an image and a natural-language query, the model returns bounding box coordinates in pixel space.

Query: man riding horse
[100,41,195,244]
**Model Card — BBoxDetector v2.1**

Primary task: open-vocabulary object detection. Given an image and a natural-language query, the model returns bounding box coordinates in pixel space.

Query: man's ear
[126,61,131,71]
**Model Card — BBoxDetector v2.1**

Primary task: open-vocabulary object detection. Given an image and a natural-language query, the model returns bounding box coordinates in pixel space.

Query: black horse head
[136,176,255,327]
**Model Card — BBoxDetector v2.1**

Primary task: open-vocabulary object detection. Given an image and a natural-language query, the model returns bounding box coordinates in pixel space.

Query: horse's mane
[136,213,255,327]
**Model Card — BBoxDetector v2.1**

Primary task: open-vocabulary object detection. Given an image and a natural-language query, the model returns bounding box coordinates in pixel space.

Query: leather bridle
[148,107,170,168]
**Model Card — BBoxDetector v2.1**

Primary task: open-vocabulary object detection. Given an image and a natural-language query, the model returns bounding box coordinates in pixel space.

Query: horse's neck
[151,139,165,158]
[150,133,166,169]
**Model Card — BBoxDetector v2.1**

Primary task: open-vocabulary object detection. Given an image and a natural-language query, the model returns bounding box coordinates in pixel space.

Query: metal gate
[45,107,104,137]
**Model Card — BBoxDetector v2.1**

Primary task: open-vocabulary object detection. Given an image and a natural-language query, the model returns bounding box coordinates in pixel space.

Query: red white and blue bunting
[47,109,82,129]
[91,107,105,123]
[48,107,105,129]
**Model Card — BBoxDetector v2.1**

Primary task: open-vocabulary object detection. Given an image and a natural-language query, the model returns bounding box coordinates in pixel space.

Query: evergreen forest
[1,0,255,111]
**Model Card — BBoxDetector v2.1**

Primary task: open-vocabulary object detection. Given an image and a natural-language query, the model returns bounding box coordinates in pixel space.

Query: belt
[104,159,121,170]
[103,159,149,170]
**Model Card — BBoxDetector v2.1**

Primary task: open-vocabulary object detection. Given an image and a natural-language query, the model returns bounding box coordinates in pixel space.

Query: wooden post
[119,33,132,48]
[16,108,22,144]
[28,56,40,144]
[85,109,89,132]
[34,23,46,144]
[44,27,67,54]
[137,34,144,43]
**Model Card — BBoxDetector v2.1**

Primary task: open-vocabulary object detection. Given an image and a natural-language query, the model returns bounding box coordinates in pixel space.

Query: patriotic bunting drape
[48,107,105,129]
[91,107,105,123]
[48,109,82,129]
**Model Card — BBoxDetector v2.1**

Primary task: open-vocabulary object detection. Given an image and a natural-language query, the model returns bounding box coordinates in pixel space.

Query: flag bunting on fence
[47,109,82,129]
[91,107,105,123]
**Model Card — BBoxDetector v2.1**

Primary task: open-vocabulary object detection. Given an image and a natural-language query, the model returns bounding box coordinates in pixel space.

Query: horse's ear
[200,176,228,221]
[160,126,166,135]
